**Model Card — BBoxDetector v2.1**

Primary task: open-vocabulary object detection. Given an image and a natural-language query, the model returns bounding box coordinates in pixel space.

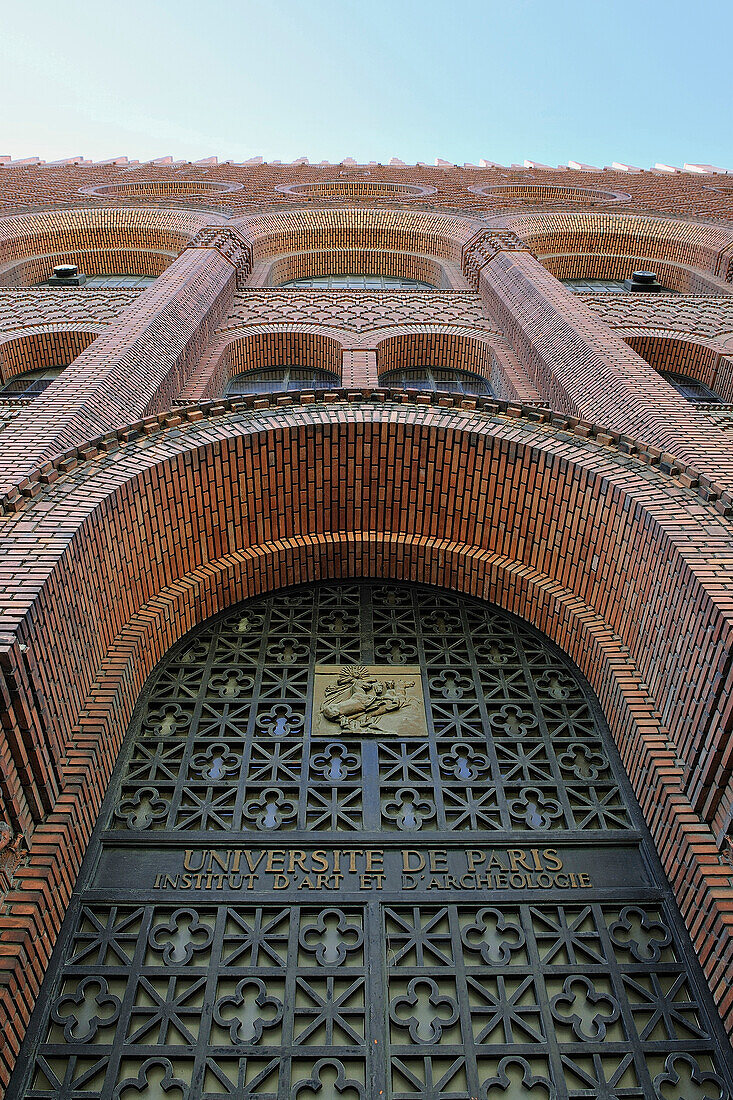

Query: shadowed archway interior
[10,582,732,1100]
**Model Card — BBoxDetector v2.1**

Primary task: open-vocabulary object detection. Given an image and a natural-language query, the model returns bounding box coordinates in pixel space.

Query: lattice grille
[10,583,732,1100]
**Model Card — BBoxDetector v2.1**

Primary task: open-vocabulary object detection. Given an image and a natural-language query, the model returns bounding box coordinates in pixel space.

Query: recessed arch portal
[9,581,733,1100]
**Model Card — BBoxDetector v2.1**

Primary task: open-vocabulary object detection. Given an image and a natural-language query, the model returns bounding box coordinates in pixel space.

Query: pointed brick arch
[0,327,100,383]
[183,327,347,399]
[503,211,733,294]
[0,207,220,287]
[621,331,733,402]
[229,207,478,288]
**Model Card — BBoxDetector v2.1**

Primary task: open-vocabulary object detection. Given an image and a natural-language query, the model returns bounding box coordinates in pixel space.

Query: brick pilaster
[0,227,252,491]
[342,349,378,386]
[464,231,733,489]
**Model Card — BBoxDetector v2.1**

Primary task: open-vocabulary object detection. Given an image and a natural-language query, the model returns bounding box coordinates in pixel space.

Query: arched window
[380,366,492,396]
[225,366,340,396]
[562,276,676,295]
[0,366,64,401]
[82,273,157,288]
[282,274,434,290]
[35,273,156,288]
[661,370,724,404]
[562,278,628,294]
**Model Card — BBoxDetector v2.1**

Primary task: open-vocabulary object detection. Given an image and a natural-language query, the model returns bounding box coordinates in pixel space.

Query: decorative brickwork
[503,211,733,294]
[185,329,345,399]
[0,246,239,483]
[265,247,450,287]
[0,288,141,333]
[1,161,733,1091]
[0,207,215,286]
[461,228,534,288]
[580,291,733,343]
[185,224,253,287]
[622,334,733,402]
[469,183,632,204]
[475,246,733,488]
[219,289,492,334]
[1,397,733,1086]
[233,208,477,263]
[0,328,99,384]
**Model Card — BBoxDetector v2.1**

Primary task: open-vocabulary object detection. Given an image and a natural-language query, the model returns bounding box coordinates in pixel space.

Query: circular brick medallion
[468,183,631,204]
[274,180,437,199]
[79,180,244,197]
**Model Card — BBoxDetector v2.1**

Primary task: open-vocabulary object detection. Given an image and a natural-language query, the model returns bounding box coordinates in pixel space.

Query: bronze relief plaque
[313,664,427,738]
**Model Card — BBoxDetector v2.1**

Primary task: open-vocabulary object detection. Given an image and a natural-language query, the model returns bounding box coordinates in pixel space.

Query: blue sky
[1,0,731,168]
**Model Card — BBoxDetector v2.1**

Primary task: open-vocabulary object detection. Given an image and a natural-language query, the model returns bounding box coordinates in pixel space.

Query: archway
[8,581,733,1099]
[2,400,733,1084]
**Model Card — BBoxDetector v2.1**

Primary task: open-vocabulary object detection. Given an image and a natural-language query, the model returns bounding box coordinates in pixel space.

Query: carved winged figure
[321,666,414,734]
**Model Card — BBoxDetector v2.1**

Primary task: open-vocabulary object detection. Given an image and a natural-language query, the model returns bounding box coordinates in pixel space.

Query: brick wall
[1,162,733,1086]
[1,397,732,1084]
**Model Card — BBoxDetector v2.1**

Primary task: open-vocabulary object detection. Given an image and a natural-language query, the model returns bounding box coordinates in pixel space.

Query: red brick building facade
[1,158,733,1095]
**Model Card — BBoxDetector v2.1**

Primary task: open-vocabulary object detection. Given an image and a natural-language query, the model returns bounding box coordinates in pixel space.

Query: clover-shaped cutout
[266,636,309,665]
[114,1058,188,1100]
[533,670,576,700]
[488,705,539,739]
[52,975,121,1042]
[177,640,210,665]
[255,703,305,739]
[439,742,491,781]
[214,977,283,1043]
[243,787,298,830]
[208,667,254,698]
[609,905,673,962]
[375,637,418,664]
[557,743,608,781]
[421,608,462,634]
[653,1052,727,1100]
[142,704,190,738]
[507,787,563,830]
[292,1058,364,1098]
[311,742,360,782]
[320,609,358,635]
[474,639,519,666]
[114,787,169,829]
[230,609,265,635]
[481,1055,556,1099]
[429,669,474,699]
[299,909,364,966]
[390,977,459,1043]
[550,975,620,1041]
[460,907,525,964]
[382,787,436,831]
[190,742,241,780]
[149,908,213,965]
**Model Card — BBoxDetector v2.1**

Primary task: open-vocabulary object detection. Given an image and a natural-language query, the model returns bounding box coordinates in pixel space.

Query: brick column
[464,230,733,490]
[0,226,252,492]
[343,349,378,386]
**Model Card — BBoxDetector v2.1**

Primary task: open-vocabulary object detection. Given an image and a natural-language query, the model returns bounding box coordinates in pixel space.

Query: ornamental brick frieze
[218,289,497,334]
[1,163,733,225]
[0,288,141,333]
[186,225,254,287]
[578,293,733,343]
[461,229,535,288]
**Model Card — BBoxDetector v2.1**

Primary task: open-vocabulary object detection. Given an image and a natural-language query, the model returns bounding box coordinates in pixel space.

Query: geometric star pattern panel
[10,584,733,1100]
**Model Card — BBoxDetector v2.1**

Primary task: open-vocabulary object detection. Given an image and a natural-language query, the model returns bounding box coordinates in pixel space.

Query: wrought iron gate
[11,583,733,1099]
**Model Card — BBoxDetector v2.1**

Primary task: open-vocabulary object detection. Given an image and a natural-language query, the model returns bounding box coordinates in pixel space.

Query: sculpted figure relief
[320,666,415,734]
